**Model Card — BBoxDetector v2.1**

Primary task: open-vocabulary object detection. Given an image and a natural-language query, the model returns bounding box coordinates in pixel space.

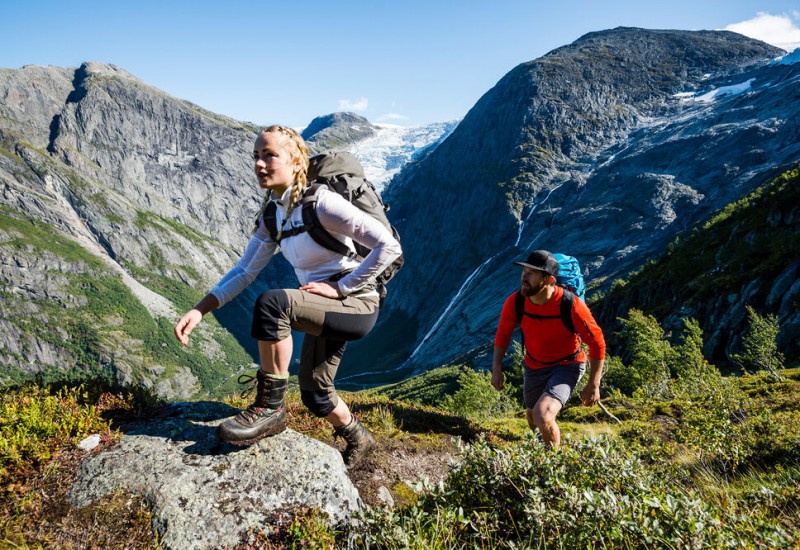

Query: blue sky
[1,1,799,128]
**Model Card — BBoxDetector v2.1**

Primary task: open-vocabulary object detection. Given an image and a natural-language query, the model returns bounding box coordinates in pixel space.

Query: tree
[615,309,674,397]
[733,306,784,379]
[439,369,516,420]
[672,318,718,381]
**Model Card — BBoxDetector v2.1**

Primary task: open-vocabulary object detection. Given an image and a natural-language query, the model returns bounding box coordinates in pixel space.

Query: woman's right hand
[174,309,203,346]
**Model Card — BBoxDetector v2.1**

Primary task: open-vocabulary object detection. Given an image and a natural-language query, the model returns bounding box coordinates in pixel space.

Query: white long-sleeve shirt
[210,185,402,306]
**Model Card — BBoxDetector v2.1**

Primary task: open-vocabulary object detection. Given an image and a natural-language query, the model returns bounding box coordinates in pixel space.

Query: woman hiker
[173,125,402,467]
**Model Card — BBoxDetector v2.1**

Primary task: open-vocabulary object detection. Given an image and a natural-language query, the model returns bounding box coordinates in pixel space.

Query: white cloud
[725,12,800,51]
[338,97,369,112]
[380,113,409,121]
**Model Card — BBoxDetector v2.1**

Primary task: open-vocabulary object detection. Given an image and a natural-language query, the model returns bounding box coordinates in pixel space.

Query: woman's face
[253,131,300,194]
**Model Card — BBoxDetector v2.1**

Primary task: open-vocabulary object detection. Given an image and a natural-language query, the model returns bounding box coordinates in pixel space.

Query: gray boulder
[68,401,361,550]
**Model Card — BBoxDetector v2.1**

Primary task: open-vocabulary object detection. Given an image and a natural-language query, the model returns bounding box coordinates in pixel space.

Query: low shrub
[438,368,516,420]
[0,384,109,485]
[357,435,795,548]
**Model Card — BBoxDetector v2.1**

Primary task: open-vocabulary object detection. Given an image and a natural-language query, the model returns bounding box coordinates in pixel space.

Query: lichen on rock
[68,401,361,550]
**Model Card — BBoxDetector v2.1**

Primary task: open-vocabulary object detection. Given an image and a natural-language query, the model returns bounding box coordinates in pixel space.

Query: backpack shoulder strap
[560,289,576,334]
[262,201,279,242]
[301,184,360,260]
[515,291,524,325]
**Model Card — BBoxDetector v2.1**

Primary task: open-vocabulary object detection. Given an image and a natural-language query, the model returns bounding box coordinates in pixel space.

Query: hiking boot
[333,414,375,468]
[217,371,288,446]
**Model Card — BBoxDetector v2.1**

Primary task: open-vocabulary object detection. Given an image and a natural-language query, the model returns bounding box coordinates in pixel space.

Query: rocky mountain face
[339,28,797,385]
[596,166,800,364]
[0,63,454,394]
[0,62,275,395]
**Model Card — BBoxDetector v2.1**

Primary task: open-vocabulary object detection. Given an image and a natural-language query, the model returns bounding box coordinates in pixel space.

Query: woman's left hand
[299,281,341,299]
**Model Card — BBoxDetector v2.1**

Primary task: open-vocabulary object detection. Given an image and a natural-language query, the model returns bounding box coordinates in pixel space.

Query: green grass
[0,382,160,549]
[366,363,472,406]
[133,209,213,247]
[0,208,107,268]
[0,385,109,485]
[1,365,798,548]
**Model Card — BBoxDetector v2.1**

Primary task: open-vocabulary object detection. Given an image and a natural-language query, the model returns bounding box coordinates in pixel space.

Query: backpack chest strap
[514,290,576,333]
[262,186,360,261]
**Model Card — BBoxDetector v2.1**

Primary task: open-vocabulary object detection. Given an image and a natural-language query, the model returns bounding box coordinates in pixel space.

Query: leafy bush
[614,309,674,397]
[671,375,754,472]
[358,435,794,548]
[0,385,109,484]
[600,354,638,395]
[733,306,784,377]
[439,368,516,420]
[673,317,716,380]
[606,310,724,399]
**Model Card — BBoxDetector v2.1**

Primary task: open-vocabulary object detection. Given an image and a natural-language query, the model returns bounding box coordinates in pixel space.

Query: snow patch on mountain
[773,47,800,65]
[349,121,459,192]
[676,78,756,103]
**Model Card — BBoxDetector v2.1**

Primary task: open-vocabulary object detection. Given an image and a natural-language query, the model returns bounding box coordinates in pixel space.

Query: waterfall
[403,252,502,365]
[398,182,565,368]
[514,182,563,247]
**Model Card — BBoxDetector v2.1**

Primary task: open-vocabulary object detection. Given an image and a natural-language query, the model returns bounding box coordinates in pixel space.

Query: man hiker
[491,250,606,448]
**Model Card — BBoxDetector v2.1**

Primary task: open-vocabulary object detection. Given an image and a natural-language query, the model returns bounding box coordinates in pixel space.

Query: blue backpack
[553,253,585,300]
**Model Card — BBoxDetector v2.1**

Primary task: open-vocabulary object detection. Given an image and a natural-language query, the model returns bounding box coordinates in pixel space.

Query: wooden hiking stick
[598,401,621,424]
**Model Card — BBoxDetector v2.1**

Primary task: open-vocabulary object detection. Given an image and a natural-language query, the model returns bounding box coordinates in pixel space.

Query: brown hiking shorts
[252,288,380,414]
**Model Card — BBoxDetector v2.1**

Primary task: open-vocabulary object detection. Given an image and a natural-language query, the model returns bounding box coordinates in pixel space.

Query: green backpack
[263,151,404,300]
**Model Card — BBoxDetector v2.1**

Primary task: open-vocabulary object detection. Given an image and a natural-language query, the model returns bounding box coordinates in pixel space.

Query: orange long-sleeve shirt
[494,286,606,369]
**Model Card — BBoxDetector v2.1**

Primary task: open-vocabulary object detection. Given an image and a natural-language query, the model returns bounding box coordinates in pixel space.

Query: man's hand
[581,382,600,406]
[300,281,341,299]
[491,345,507,391]
[491,368,504,391]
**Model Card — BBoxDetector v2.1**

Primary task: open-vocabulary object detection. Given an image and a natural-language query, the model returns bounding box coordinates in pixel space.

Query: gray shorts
[523,362,586,408]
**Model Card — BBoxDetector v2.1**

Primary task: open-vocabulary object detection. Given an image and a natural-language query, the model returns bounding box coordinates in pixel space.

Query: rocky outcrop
[302,111,379,153]
[68,401,360,550]
[342,29,794,383]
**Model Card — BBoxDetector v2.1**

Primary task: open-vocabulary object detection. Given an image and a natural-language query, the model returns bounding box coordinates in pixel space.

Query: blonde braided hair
[253,125,310,237]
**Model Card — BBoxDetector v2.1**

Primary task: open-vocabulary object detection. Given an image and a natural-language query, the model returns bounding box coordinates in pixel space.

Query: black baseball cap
[514,250,559,277]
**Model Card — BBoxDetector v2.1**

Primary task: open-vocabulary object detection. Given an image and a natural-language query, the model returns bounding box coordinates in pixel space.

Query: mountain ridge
[341,28,792,384]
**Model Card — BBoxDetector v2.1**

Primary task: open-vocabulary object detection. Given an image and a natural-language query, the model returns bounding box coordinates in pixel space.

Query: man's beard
[520,279,546,297]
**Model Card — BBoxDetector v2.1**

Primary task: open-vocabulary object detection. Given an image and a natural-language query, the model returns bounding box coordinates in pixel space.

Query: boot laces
[237,373,258,400]
[238,405,270,423]
[234,373,273,423]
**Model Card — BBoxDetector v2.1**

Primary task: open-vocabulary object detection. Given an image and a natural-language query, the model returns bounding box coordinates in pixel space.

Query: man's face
[520,267,550,297]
